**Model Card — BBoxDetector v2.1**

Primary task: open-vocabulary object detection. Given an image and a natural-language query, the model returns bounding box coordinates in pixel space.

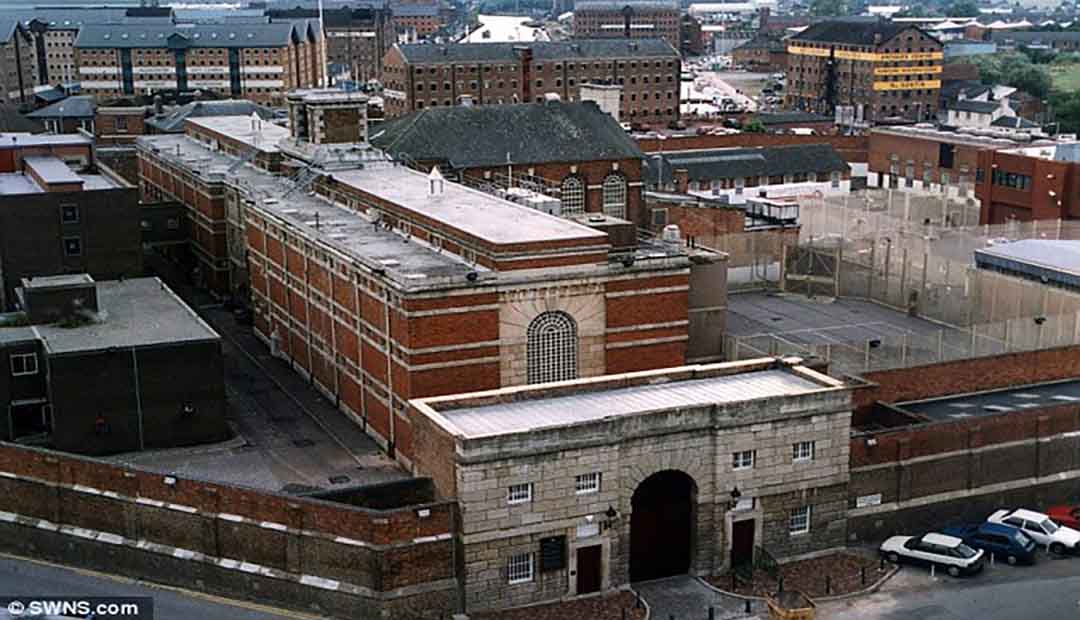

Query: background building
[572,0,681,50]
[382,39,681,125]
[0,20,35,106]
[74,22,325,104]
[785,20,943,123]
[269,6,395,83]
[975,142,1080,224]
[731,33,787,72]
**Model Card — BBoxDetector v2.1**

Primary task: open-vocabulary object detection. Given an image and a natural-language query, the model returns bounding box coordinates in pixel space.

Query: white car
[988,508,1080,554]
[880,532,985,577]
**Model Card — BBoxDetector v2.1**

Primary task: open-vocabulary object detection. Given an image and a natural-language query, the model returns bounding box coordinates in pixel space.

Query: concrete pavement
[0,553,323,620]
[633,576,759,620]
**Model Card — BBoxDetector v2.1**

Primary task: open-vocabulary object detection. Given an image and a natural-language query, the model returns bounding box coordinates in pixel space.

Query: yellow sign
[872,79,942,91]
[873,65,943,76]
[787,45,944,63]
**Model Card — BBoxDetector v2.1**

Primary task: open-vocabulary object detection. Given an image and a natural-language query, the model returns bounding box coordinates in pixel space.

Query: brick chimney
[674,168,689,193]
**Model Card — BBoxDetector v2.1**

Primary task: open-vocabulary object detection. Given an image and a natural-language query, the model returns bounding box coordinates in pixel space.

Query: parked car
[988,508,1080,554]
[941,522,1038,565]
[879,532,985,576]
[1048,505,1080,530]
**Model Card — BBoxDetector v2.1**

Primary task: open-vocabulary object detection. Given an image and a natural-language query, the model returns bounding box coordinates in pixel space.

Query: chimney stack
[674,168,690,193]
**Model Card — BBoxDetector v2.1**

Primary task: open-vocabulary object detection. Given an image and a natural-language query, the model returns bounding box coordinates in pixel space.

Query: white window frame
[526,311,578,385]
[60,203,79,224]
[601,174,627,219]
[792,440,815,463]
[10,353,38,377]
[575,472,601,495]
[507,482,533,505]
[732,449,756,471]
[789,505,811,535]
[560,176,585,216]
[507,552,534,584]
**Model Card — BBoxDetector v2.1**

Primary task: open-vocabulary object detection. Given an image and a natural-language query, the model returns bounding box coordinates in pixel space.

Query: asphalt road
[821,551,1080,620]
[0,554,320,620]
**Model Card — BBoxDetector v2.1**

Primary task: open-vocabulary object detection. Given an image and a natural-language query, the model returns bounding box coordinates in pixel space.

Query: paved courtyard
[634,576,756,620]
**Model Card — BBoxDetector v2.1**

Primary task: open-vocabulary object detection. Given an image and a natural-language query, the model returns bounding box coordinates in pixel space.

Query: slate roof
[26,96,96,120]
[991,116,1039,130]
[791,18,931,46]
[992,30,1080,43]
[370,101,643,168]
[395,38,678,63]
[0,104,44,134]
[952,99,999,114]
[74,21,320,49]
[644,144,849,186]
[0,19,24,44]
[147,100,275,133]
[734,34,786,52]
[392,4,443,16]
[940,80,991,102]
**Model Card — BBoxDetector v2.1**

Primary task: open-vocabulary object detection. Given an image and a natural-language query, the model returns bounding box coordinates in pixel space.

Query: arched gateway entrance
[629,470,697,582]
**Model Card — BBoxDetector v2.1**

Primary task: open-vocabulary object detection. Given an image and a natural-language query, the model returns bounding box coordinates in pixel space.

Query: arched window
[602,174,627,219]
[526,311,578,384]
[560,176,585,216]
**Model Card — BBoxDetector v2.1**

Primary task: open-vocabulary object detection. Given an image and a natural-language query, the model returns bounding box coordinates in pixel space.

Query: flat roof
[330,166,608,246]
[0,173,43,195]
[23,273,94,290]
[35,278,219,355]
[0,324,36,346]
[0,132,92,149]
[23,155,82,185]
[975,240,1080,281]
[185,115,289,154]
[896,378,1080,422]
[427,366,829,439]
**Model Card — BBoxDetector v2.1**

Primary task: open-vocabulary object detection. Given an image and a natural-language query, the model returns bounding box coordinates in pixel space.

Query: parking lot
[822,548,1080,620]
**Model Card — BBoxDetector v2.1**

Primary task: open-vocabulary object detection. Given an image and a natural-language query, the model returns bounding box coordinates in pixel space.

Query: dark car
[941,522,1037,565]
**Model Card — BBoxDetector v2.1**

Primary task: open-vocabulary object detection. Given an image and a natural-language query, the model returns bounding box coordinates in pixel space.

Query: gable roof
[26,96,97,119]
[395,38,678,64]
[0,104,44,133]
[575,0,679,11]
[952,99,1000,114]
[734,34,786,52]
[991,116,1039,130]
[74,22,319,49]
[369,101,643,168]
[644,144,849,186]
[791,18,933,47]
[147,99,276,133]
[0,19,27,45]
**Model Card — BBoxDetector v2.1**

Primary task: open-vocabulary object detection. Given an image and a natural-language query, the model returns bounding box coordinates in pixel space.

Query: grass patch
[1050,63,1080,92]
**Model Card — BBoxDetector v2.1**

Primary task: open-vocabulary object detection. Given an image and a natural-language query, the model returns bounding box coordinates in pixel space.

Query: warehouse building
[572,0,682,49]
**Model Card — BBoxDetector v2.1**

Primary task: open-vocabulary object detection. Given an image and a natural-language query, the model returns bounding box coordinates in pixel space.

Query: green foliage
[896,5,938,17]
[743,119,767,133]
[970,52,1053,99]
[808,0,848,17]
[1051,90,1080,134]
[946,0,979,16]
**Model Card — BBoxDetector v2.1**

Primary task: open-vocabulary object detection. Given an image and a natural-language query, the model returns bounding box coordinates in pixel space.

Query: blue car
[941,522,1038,565]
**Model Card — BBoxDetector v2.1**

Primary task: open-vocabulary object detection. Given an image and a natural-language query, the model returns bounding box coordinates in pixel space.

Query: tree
[742,119,767,133]
[970,52,1053,99]
[1051,90,1080,133]
[947,0,979,16]
[809,0,848,17]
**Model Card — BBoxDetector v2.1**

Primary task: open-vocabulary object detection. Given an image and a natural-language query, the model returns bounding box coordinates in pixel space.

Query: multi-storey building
[0,133,143,310]
[732,33,787,72]
[391,3,446,38]
[0,20,35,106]
[136,91,725,465]
[370,101,648,225]
[269,6,395,82]
[21,8,130,87]
[785,19,942,124]
[572,0,681,50]
[74,22,326,104]
[382,39,682,125]
[974,142,1080,225]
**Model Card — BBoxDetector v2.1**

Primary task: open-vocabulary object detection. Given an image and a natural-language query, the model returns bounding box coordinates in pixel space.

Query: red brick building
[975,143,1080,224]
[732,34,787,72]
[370,101,648,225]
[136,94,725,465]
[572,0,681,49]
[381,39,681,125]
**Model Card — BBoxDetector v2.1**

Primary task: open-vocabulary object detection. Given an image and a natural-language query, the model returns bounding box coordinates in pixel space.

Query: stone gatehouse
[409,356,853,612]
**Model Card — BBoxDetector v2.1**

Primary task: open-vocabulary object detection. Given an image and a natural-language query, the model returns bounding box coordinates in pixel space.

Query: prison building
[785,19,942,123]
[380,39,682,125]
[136,95,726,465]
[409,356,853,612]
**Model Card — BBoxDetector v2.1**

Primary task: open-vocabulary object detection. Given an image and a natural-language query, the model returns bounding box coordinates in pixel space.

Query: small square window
[790,505,811,535]
[732,449,756,471]
[167,218,180,230]
[507,552,534,584]
[793,441,815,462]
[60,204,79,224]
[10,353,38,377]
[507,482,532,504]
[63,236,82,257]
[575,472,601,494]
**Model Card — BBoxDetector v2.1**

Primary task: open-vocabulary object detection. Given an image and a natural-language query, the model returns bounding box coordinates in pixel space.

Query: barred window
[560,176,585,216]
[793,441,816,462]
[790,505,811,535]
[602,174,627,219]
[575,472,601,494]
[507,552,534,584]
[526,311,578,384]
[507,482,533,504]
